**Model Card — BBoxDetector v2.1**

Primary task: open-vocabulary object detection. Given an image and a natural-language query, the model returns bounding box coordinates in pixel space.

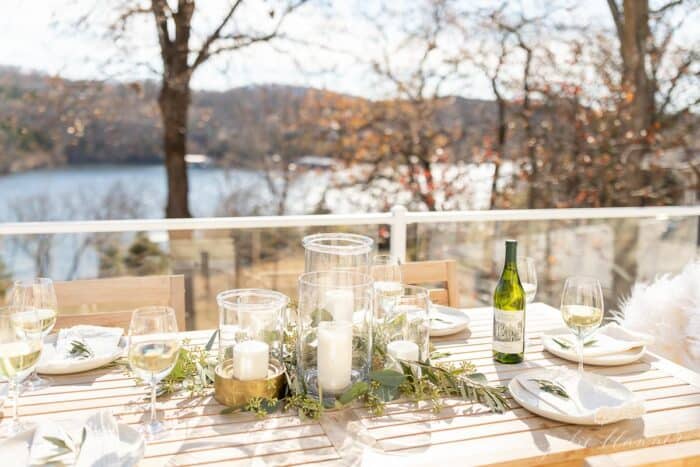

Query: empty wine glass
[371,254,403,320]
[0,305,43,436]
[560,276,604,375]
[128,306,180,439]
[517,257,537,304]
[10,278,57,391]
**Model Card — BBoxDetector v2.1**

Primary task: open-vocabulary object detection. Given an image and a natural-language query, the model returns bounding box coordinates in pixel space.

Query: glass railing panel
[412,215,700,313]
[0,225,383,330]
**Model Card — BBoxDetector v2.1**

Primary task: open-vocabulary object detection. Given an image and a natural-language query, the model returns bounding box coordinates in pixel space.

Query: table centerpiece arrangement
[138,232,509,420]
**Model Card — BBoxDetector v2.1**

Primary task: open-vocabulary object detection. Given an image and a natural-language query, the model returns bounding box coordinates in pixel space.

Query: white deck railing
[1,205,699,262]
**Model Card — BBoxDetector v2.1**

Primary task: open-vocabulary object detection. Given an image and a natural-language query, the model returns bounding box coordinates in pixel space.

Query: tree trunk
[158,80,192,219]
[608,0,652,307]
[490,84,507,209]
[620,0,653,139]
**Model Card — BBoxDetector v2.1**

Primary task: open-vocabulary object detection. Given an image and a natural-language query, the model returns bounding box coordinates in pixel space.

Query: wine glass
[517,257,538,304]
[128,306,180,439]
[10,278,57,391]
[390,286,430,364]
[371,254,403,320]
[0,305,43,436]
[560,276,604,375]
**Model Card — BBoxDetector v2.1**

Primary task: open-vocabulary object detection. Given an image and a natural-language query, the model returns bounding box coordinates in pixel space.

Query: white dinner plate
[37,335,126,375]
[430,305,470,337]
[0,420,144,466]
[508,367,642,425]
[542,328,646,366]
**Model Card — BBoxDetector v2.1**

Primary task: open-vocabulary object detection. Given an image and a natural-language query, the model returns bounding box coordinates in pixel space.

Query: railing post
[390,205,407,263]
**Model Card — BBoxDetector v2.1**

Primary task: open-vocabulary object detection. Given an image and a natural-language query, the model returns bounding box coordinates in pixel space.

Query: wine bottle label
[493,308,524,354]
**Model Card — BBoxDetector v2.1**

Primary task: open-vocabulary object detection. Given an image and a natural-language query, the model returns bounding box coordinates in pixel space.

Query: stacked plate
[429,304,470,337]
[541,323,654,366]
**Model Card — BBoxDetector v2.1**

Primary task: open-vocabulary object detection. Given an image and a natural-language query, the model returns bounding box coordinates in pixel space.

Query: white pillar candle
[387,340,420,362]
[324,289,354,322]
[232,340,269,381]
[317,321,353,393]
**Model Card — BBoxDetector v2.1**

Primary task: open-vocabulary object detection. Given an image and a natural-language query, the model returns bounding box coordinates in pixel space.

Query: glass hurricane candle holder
[378,285,430,368]
[302,233,374,274]
[297,270,373,401]
[216,289,288,381]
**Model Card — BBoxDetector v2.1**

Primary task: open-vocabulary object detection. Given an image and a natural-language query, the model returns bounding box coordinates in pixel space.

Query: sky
[0,1,694,101]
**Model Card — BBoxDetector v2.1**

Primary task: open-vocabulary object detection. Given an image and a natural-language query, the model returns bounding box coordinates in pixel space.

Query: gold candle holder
[214,359,286,407]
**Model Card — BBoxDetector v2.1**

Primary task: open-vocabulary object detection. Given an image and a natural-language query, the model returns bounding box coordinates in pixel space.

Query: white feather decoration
[617,261,700,372]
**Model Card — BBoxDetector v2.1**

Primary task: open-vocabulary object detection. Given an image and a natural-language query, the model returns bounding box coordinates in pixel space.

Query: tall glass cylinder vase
[297,270,373,401]
[216,289,288,380]
[302,233,374,274]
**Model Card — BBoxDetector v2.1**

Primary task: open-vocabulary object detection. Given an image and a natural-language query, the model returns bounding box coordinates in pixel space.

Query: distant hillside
[0,67,497,173]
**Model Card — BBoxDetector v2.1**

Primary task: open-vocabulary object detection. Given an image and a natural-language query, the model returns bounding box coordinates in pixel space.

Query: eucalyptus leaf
[465,372,488,385]
[205,329,219,351]
[370,369,406,388]
[338,381,369,405]
[311,308,334,326]
[43,436,73,452]
[374,384,400,402]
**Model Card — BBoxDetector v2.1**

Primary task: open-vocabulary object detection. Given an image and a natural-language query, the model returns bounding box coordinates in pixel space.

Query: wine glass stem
[150,382,158,425]
[11,377,19,425]
[576,336,584,375]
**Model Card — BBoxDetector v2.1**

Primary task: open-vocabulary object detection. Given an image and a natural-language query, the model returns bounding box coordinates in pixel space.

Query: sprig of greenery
[157,339,216,397]
[400,360,510,414]
[41,427,87,463]
[529,378,569,399]
[244,397,281,418]
[283,393,324,420]
[120,336,216,398]
[68,340,94,359]
[551,337,598,350]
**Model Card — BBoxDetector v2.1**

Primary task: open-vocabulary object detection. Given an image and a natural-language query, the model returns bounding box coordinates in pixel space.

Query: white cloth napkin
[515,367,645,424]
[545,323,654,358]
[41,325,123,365]
[29,410,122,466]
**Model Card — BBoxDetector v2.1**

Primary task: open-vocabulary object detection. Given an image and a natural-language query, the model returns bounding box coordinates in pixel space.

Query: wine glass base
[21,374,52,392]
[1,419,34,437]
[139,419,172,441]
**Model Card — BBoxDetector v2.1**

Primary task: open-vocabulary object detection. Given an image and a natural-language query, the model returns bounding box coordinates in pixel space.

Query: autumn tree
[306,1,487,212]
[77,0,309,218]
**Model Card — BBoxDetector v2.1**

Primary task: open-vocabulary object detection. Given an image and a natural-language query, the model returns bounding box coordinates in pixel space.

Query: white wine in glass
[561,305,604,336]
[560,276,604,375]
[10,278,57,391]
[129,340,180,382]
[11,308,57,338]
[128,306,180,439]
[0,306,43,436]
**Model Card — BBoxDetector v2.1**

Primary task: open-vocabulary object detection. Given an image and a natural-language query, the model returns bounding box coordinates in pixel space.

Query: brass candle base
[214,359,286,407]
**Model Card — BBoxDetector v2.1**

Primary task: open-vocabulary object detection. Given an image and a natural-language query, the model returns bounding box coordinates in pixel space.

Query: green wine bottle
[493,240,526,364]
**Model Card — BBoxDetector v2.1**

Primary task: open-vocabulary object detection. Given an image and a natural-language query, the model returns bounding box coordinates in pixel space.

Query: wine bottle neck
[504,242,517,264]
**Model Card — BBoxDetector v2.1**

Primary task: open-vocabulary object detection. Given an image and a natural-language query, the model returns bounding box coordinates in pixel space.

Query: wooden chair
[401,260,459,307]
[53,275,186,331]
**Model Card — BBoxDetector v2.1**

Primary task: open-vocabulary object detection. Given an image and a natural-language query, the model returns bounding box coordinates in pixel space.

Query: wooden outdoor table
[3,303,700,466]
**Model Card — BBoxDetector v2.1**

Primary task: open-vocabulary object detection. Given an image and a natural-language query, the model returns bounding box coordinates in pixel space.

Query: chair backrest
[401,260,459,307]
[54,275,186,331]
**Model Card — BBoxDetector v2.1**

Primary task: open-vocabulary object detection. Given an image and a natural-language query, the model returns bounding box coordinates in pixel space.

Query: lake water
[0,165,264,220]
